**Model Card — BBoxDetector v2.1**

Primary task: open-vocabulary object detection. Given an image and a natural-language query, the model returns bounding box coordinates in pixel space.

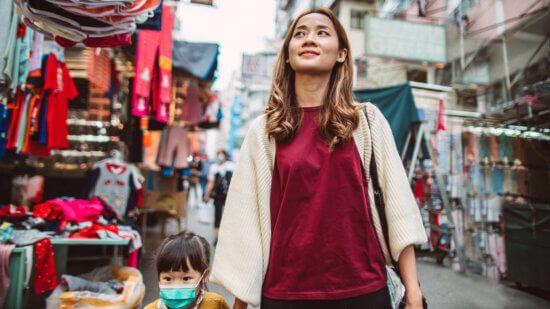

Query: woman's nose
[303,34,317,46]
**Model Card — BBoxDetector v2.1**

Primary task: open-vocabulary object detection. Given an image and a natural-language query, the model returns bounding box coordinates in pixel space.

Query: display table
[6,247,27,309]
[51,238,130,276]
[5,238,130,309]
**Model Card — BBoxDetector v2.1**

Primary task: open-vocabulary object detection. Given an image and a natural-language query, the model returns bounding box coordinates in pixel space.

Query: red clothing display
[44,54,78,149]
[69,223,119,239]
[0,205,26,218]
[34,238,58,295]
[32,202,64,221]
[131,5,173,122]
[263,106,387,300]
[5,91,26,150]
[33,198,104,223]
[436,99,446,132]
[87,49,112,93]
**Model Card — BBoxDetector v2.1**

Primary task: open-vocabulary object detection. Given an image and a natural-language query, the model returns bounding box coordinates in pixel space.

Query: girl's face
[159,259,206,290]
[287,13,347,75]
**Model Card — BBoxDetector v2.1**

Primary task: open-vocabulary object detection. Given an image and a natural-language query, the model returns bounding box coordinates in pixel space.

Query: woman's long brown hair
[265,7,359,149]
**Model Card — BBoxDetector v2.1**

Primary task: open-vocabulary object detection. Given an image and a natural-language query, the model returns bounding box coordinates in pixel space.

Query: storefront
[356,80,550,289]
[0,1,221,308]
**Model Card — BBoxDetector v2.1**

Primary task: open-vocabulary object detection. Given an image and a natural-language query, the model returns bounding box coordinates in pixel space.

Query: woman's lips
[299,51,320,57]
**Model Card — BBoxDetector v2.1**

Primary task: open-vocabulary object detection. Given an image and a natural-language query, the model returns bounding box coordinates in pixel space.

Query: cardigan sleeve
[210,122,265,307]
[369,104,428,261]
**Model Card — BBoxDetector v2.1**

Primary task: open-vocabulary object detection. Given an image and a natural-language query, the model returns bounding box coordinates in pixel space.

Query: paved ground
[139,202,550,309]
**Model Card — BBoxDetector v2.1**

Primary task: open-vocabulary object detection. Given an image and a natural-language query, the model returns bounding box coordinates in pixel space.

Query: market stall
[0,1,222,308]
[355,78,550,288]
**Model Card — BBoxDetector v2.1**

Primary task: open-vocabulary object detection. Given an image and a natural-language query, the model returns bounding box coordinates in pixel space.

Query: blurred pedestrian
[211,7,426,309]
[203,150,235,242]
[188,155,203,208]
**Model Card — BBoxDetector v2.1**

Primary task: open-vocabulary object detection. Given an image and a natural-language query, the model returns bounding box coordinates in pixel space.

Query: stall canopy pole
[407,124,425,182]
[401,131,412,160]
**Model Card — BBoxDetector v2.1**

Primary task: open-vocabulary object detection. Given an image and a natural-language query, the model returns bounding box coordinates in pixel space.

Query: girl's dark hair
[156,231,211,287]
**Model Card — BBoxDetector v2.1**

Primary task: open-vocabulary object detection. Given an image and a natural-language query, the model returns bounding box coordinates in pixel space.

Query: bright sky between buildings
[175,0,277,90]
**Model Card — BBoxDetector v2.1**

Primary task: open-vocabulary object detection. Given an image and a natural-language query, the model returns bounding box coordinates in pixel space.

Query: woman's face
[287,13,346,75]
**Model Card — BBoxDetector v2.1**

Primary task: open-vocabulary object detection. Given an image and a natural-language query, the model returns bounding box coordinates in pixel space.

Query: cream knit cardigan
[211,103,427,307]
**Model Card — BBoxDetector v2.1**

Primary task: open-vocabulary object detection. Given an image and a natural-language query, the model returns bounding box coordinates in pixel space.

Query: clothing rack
[403,121,467,273]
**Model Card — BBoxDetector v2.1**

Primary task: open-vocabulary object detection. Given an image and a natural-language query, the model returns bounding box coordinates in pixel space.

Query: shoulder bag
[364,108,428,309]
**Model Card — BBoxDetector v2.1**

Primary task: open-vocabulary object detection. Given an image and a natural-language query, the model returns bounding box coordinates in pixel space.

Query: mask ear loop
[194,269,208,288]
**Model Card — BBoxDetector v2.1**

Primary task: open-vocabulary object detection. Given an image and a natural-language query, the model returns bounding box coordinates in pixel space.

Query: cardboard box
[142,172,187,218]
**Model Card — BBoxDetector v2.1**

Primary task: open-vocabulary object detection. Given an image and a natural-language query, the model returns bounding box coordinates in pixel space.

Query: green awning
[354,82,420,154]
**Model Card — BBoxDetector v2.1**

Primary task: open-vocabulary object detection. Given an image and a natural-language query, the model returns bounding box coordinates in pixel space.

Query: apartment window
[355,57,368,80]
[407,68,428,83]
[350,10,368,30]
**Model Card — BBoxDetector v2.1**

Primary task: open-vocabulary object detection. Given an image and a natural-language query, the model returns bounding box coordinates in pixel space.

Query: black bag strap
[365,108,428,308]
[364,108,397,268]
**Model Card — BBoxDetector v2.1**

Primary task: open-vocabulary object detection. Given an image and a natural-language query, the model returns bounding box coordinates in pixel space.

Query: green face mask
[159,286,196,309]
[159,272,205,309]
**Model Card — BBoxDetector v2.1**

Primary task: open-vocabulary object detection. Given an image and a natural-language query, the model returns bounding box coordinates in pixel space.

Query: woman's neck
[294,73,330,108]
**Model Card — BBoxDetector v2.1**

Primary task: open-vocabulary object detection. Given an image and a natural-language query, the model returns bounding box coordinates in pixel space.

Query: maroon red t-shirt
[262,106,387,300]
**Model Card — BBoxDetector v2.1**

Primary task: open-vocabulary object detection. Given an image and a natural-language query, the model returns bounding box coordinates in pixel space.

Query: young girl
[145,231,229,309]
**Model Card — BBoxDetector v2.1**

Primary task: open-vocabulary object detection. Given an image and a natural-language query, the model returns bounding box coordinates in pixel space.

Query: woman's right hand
[233,298,248,309]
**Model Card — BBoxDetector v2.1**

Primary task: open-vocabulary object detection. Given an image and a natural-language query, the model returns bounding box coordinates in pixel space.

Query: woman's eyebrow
[295,24,331,31]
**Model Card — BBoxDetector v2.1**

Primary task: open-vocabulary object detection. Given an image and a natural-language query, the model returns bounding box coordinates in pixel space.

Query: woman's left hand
[404,288,423,309]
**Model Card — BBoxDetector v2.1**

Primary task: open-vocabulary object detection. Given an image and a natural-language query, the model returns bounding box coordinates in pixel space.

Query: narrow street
[1,1,549,308]
[139,204,550,309]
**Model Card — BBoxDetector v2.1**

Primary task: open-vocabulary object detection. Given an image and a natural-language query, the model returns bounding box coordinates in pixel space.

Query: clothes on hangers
[0,11,33,93]
[180,81,202,124]
[44,53,78,149]
[14,0,161,47]
[89,158,143,218]
[0,104,10,158]
[156,125,191,169]
[4,53,78,157]
[131,4,173,122]
[87,49,112,93]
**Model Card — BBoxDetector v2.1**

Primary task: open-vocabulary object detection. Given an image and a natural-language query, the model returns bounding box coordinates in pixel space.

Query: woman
[211,8,427,309]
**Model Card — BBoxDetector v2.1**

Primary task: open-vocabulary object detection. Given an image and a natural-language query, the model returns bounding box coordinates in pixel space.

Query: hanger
[109,149,124,163]
[42,40,65,61]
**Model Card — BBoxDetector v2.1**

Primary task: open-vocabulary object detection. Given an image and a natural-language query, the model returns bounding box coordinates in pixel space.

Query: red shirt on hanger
[44,53,78,149]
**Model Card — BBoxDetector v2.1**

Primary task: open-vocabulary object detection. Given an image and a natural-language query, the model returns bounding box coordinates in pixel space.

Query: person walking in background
[210,7,426,309]
[203,150,234,243]
[187,155,203,207]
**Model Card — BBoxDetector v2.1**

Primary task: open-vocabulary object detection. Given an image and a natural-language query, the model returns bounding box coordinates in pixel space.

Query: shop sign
[365,17,446,63]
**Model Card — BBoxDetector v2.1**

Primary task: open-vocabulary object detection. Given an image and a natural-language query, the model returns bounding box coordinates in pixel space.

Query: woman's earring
[285,59,290,63]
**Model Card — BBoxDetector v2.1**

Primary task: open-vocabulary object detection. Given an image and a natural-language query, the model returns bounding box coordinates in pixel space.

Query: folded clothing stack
[14,0,161,47]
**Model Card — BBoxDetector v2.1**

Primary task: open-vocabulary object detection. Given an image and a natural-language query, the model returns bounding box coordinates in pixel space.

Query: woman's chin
[292,64,333,76]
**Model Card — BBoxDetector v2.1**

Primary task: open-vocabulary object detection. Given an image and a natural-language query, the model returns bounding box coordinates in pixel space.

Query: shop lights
[464,125,550,140]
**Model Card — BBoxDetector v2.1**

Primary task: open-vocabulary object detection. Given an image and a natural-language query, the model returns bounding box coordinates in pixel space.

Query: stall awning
[354,82,420,154]
[172,41,219,81]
